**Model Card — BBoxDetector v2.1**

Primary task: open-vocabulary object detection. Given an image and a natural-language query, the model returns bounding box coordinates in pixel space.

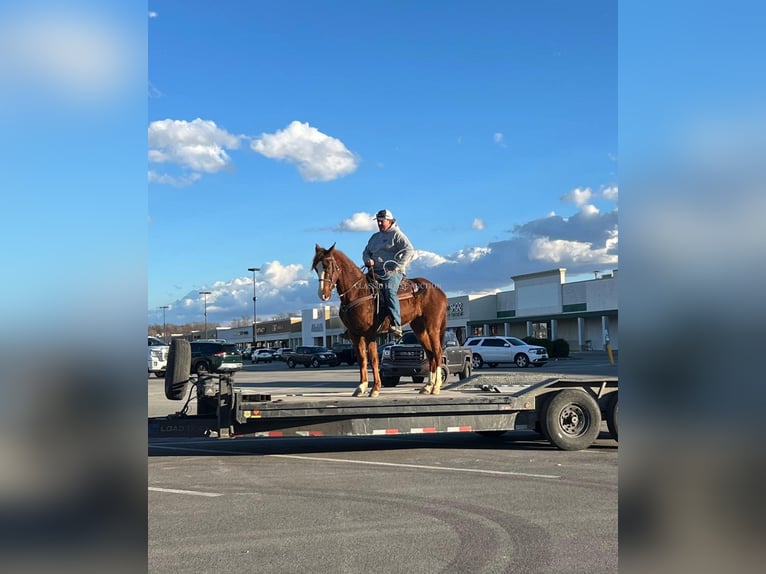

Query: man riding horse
[363,209,414,339]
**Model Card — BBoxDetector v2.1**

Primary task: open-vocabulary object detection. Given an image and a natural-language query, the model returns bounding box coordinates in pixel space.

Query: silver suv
[464,336,548,369]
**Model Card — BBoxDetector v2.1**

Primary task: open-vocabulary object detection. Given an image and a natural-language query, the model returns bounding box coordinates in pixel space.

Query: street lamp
[159,305,169,343]
[247,267,261,348]
[199,291,211,339]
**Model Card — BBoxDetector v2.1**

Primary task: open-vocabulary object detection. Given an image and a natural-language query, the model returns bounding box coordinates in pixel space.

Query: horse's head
[312,243,338,302]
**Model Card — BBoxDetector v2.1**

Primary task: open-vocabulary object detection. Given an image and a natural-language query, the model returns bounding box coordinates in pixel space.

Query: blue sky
[148,0,617,327]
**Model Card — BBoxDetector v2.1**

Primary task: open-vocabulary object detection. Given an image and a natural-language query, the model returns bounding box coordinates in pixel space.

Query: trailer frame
[149,369,617,451]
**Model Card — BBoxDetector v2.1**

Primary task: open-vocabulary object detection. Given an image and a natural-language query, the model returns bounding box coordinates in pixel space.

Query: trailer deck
[149,372,617,451]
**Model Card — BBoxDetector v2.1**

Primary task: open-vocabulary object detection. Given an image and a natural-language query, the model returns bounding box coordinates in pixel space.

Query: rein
[321,257,376,312]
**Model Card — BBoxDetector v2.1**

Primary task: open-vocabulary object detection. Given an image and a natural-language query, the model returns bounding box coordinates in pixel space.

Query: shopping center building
[212,267,618,352]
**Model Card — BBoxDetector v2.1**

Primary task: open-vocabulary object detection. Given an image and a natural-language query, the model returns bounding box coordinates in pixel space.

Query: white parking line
[149,487,223,497]
[150,443,561,480]
[272,454,560,479]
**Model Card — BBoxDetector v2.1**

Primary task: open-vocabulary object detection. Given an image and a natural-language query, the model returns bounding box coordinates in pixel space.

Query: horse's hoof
[352,388,363,397]
[431,388,441,395]
[370,390,379,398]
[419,386,432,394]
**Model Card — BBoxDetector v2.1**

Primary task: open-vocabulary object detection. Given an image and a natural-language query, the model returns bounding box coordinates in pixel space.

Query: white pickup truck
[148,336,170,378]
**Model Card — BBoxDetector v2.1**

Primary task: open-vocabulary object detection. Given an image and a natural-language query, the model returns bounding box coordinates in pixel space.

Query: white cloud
[413,250,452,268]
[493,132,507,147]
[454,246,491,262]
[561,187,592,206]
[148,118,241,175]
[251,120,359,182]
[602,185,619,201]
[336,212,377,232]
[580,204,600,217]
[528,235,618,265]
[148,11,158,19]
[148,170,201,187]
[261,261,306,289]
[472,218,485,230]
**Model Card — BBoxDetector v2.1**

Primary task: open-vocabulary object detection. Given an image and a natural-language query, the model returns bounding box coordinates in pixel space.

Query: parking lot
[148,353,617,573]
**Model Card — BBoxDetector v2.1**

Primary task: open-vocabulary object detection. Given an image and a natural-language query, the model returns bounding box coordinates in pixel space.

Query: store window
[532,322,549,339]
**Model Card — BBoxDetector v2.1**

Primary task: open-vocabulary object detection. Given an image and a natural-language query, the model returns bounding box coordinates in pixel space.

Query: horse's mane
[329,246,356,269]
[313,243,361,277]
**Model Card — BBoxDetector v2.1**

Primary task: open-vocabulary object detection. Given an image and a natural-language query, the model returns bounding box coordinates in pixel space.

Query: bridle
[316,255,368,302]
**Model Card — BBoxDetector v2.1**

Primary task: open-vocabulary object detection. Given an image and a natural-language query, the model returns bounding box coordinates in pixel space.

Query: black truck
[378,330,473,387]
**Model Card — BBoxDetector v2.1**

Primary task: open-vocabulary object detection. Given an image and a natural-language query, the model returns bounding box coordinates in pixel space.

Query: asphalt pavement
[148,353,617,573]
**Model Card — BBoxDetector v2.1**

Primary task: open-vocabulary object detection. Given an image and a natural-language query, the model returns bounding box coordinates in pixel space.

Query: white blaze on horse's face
[315,261,331,301]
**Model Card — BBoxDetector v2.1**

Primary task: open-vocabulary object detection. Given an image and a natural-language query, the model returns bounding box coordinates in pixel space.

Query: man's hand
[366,259,374,269]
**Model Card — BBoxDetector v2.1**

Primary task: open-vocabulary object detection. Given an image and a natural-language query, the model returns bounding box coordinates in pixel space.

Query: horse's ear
[329,242,336,252]
[315,243,323,253]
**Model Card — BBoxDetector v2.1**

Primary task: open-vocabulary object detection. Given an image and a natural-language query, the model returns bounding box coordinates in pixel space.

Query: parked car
[464,336,548,368]
[189,341,244,375]
[251,348,275,363]
[273,347,294,361]
[287,346,339,368]
[331,343,357,365]
[148,336,170,378]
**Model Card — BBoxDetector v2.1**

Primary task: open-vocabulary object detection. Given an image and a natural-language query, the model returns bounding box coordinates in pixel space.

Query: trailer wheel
[381,375,400,387]
[542,389,601,451]
[164,339,191,400]
[606,392,618,441]
[458,361,472,380]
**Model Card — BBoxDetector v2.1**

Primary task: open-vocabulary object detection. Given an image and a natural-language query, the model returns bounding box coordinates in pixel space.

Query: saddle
[366,271,423,299]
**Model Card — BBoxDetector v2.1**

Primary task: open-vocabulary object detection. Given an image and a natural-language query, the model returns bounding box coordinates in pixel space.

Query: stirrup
[388,325,403,338]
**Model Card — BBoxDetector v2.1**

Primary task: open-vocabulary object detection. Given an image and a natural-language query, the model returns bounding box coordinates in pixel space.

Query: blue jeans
[377,271,403,327]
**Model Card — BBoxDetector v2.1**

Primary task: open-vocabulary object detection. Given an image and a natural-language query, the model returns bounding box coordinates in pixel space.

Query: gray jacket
[363,225,414,274]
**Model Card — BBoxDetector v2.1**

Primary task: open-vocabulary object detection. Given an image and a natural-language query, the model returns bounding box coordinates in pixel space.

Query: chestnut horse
[312,243,448,397]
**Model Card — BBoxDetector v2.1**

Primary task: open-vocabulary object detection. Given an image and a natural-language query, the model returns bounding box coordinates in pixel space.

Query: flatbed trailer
[150,369,618,451]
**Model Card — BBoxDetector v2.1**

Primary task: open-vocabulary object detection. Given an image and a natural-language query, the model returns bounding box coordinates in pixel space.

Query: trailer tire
[535,392,555,439]
[606,392,618,441]
[164,339,191,401]
[542,389,601,451]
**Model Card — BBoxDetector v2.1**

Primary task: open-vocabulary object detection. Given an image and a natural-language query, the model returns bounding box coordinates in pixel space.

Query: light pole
[247,267,260,348]
[159,305,169,343]
[199,291,211,339]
